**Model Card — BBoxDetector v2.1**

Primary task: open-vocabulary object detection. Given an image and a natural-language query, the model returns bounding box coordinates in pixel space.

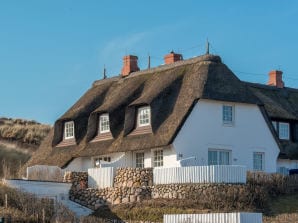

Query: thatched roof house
[25,52,298,173]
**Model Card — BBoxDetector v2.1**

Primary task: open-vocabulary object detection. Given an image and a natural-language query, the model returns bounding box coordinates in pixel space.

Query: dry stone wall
[67,170,263,211]
[114,168,153,187]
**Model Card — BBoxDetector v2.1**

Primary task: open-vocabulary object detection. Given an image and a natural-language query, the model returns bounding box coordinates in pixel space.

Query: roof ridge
[93,54,221,86]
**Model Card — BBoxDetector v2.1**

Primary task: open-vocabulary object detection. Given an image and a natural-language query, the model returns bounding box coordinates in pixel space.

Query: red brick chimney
[267,70,284,88]
[164,51,183,64]
[121,55,140,77]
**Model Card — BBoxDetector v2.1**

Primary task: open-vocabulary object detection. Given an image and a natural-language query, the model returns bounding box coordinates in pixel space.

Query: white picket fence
[88,167,115,189]
[164,212,262,223]
[154,165,246,185]
[27,165,65,182]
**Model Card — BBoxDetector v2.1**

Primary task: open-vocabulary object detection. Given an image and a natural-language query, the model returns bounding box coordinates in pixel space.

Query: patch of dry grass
[0,117,51,146]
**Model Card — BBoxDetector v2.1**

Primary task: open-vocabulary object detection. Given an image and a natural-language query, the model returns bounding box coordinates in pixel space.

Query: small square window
[253,152,264,171]
[223,105,234,125]
[279,122,289,140]
[64,121,74,139]
[137,106,151,127]
[99,114,110,134]
[136,152,144,168]
[153,150,163,167]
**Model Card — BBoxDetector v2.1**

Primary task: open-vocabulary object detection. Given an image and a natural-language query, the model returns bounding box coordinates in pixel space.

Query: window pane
[208,151,218,165]
[136,152,144,168]
[153,150,163,167]
[99,114,110,133]
[279,122,289,140]
[138,106,151,127]
[253,152,264,171]
[219,151,230,165]
[64,121,74,139]
[223,105,233,124]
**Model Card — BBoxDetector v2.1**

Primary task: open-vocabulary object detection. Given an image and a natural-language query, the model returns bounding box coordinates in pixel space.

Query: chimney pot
[267,70,284,88]
[121,55,140,77]
[164,51,183,64]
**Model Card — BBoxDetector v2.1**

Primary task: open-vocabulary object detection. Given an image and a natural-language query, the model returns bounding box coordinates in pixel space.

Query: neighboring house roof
[25,54,298,169]
[247,82,298,159]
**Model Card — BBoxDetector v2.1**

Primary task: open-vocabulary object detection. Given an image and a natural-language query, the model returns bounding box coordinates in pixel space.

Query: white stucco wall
[173,99,280,173]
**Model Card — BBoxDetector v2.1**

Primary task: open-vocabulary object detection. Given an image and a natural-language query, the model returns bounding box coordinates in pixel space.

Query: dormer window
[279,122,289,140]
[99,114,110,134]
[271,121,290,140]
[64,121,74,139]
[137,106,151,127]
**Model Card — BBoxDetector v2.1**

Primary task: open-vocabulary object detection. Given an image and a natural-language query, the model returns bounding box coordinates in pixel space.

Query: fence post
[5,194,7,209]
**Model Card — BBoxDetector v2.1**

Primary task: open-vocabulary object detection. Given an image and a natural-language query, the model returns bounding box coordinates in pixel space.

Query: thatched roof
[247,83,298,159]
[26,54,298,168]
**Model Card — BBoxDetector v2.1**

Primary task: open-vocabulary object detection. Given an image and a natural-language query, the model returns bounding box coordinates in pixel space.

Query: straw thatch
[26,54,298,168]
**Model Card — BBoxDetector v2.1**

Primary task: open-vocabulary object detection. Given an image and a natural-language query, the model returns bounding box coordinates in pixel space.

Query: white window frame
[153,149,163,167]
[208,149,231,165]
[222,105,234,126]
[137,106,151,127]
[253,152,265,171]
[279,122,290,140]
[135,152,145,168]
[64,121,75,139]
[99,113,110,134]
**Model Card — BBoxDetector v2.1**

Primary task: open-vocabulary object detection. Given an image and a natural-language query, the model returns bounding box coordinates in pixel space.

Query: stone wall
[67,170,267,211]
[70,186,151,210]
[114,168,153,187]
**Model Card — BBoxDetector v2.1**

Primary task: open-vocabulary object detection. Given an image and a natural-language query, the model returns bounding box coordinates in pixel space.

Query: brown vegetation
[0,117,51,146]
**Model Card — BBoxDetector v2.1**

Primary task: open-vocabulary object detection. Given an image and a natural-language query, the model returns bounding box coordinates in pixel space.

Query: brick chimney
[267,70,284,88]
[164,51,183,64]
[121,55,140,77]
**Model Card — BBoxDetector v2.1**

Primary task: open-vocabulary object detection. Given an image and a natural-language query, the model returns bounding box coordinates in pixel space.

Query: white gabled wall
[173,99,280,173]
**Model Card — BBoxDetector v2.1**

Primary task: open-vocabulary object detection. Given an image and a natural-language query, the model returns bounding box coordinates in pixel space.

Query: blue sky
[1,1,298,124]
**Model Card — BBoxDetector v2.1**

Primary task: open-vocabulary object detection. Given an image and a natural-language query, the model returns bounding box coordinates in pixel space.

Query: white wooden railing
[164,212,262,223]
[27,165,65,182]
[88,167,115,189]
[153,165,247,185]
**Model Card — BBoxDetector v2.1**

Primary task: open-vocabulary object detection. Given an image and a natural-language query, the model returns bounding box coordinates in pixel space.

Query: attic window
[222,105,234,125]
[137,106,151,127]
[64,121,74,139]
[279,122,289,140]
[271,121,290,140]
[99,113,110,134]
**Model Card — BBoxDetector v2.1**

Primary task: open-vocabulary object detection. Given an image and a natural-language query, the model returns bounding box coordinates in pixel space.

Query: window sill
[222,123,234,127]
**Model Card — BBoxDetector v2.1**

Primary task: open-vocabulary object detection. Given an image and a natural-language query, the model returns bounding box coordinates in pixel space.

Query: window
[153,150,163,167]
[137,106,151,127]
[94,156,111,167]
[135,152,144,168]
[99,114,110,133]
[64,121,74,139]
[272,121,290,140]
[253,152,264,171]
[208,149,230,165]
[279,122,289,140]
[222,105,234,125]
